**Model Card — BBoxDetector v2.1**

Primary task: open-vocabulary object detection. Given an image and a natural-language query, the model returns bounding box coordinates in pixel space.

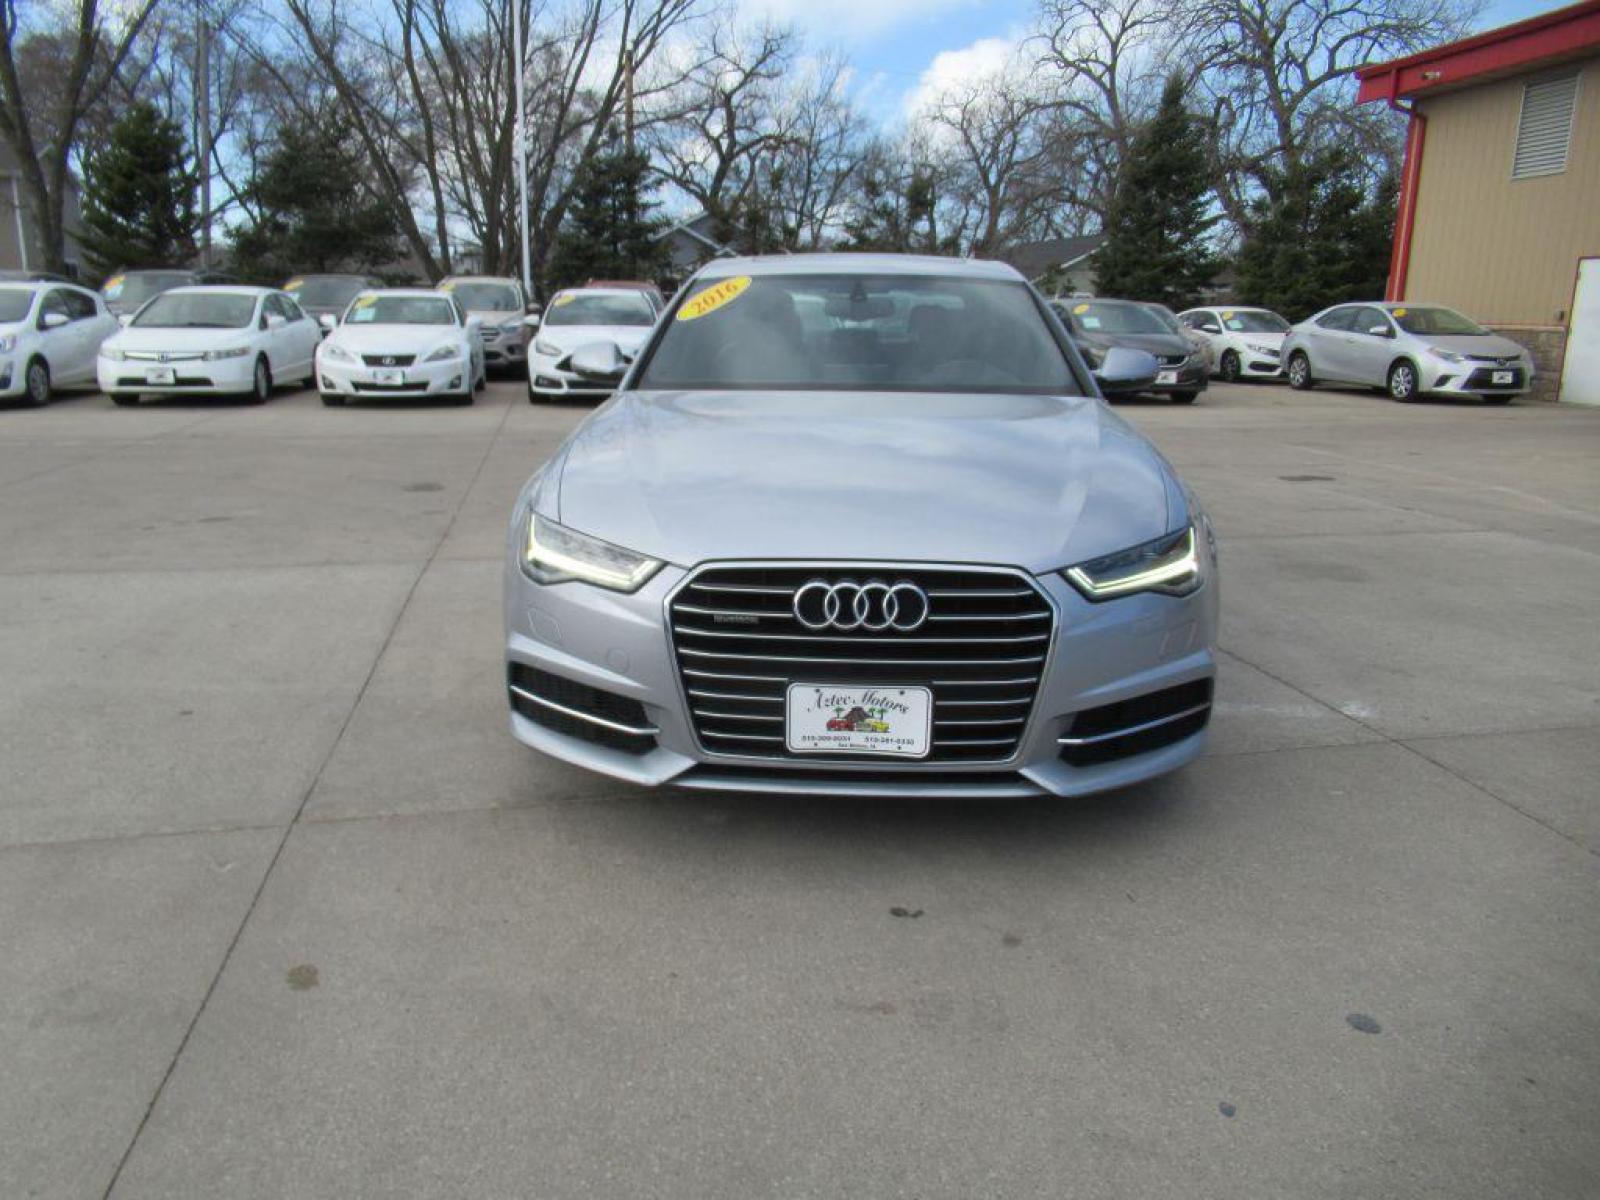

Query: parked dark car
[100,268,237,319]
[1050,298,1208,404]
[283,273,387,328]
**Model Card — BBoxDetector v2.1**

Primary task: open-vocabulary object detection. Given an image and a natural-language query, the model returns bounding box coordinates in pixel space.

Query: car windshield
[0,288,34,322]
[132,292,256,328]
[1220,310,1289,333]
[1144,306,1184,334]
[1392,306,1487,336]
[637,273,1081,394]
[1067,301,1167,335]
[346,295,455,326]
[287,277,368,308]
[446,282,520,312]
[105,272,191,305]
[544,292,656,327]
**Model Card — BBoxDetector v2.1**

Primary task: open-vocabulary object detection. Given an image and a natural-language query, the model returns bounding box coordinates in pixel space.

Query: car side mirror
[1200,323,1221,334]
[568,341,630,384]
[266,313,287,330]
[117,313,133,327]
[318,313,337,332]
[1368,324,1393,338]
[40,311,69,330]
[522,313,541,329]
[526,301,541,315]
[1091,346,1160,390]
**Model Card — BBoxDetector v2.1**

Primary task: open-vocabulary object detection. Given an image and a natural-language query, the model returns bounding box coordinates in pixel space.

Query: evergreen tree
[1234,147,1397,319]
[1093,75,1220,309]
[549,134,668,287]
[230,116,405,282]
[79,103,199,277]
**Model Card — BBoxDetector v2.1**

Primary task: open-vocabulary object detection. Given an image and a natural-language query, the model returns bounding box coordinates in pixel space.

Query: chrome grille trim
[666,562,1058,766]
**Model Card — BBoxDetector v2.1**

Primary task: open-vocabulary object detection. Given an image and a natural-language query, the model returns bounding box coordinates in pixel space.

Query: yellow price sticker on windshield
[352,294,376,309]
[1072,302,1090,315]
[677,276,752,321]
[551,294,575,307]
[1392,307,1407,317]
[1222,310,1235,319]
[104,273,126,289]
[439,281,456,292]
[284,277,304,291]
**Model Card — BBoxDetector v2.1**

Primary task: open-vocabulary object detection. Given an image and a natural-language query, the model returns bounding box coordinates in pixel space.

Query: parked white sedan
[1178,306,1291,382]
[315,289,485,406]
[0,281,119,405]
[97,286,319,405]
[528,287,657,402]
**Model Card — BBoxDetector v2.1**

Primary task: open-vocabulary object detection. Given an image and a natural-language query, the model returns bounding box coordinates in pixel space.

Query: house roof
[1356,0,1600,103]
[996,235,1105,281]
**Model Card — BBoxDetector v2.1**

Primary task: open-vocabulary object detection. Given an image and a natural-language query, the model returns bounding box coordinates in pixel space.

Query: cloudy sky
[756,0,1566,125]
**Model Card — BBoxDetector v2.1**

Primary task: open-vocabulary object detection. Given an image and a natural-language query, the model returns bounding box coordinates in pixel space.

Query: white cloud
[737,0,976,42]
[901,34,1023,121]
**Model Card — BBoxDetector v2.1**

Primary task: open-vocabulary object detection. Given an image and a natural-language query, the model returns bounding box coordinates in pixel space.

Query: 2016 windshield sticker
[352,294,376,309]
[285,277,304,291]
[551,294,575,307]
[677,276,751,321]
[1393,307,1407,317]
[1072,302,1090,314]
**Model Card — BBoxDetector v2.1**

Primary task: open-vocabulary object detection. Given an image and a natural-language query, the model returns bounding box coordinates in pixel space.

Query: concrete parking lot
[3,378,1597,1199]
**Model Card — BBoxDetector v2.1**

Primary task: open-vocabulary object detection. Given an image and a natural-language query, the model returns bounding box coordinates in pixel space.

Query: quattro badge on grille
[792,580,930,632]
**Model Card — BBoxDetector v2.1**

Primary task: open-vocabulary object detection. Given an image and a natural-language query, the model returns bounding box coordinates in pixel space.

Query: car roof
[551,286,653,299]
[439,275,519,285]
[693,253,1024,282]
[357,287,452,298]
[163,285,274,295]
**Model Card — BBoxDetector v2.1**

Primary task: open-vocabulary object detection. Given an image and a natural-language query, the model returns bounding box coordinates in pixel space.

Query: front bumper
[1147,361,1209,395]
[1421,359,1531,397]
[504,558,1219,798]
[317,353,469,398]
[482,330,527,367]
[529,353,614,400]
[0,358,15,395]
[97,355,255,395]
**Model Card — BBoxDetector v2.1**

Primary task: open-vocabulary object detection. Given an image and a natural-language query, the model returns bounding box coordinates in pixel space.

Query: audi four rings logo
[792,580,931,632]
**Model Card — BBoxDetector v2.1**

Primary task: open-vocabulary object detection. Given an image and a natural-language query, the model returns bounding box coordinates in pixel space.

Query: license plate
[371,368,405,385]
[1492,370,1514,385]
[145,367,176,385]
[786,684,932,757]
[1156,370,1178,385]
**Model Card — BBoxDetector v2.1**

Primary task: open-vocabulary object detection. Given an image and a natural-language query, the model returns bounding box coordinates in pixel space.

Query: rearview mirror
[40,311,69,330]
[1091,346,1160,392]
[568,341,630,384]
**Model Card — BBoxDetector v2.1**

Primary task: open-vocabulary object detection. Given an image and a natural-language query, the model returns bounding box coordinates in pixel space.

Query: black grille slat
[1059,679,1213,767]
[670,564,1054,764]
[361,354,416,367]
[508,664,656,755]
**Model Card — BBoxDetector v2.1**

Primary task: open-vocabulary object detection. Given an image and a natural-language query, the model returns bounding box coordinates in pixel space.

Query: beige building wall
[1406,54,1600,328]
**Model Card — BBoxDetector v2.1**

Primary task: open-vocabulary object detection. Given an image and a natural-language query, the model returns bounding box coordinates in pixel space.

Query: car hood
[1420,332,1528,358]
[105,326,254,351]
[549,390,1184,573]
[1226,330,1286,347]
[325,326,459,355]
[464,308,525,325]
[536,324,652,356]
[1078,330,1192,356]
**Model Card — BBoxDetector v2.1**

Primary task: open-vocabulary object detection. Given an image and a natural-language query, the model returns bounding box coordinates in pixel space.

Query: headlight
[320,342,356,363]
[1430,347,1464,364]
[423,344,459,363]
[1246,342,1275,355]
[202,346,250,361]
[0,334,16,354]
[1063,526,1203,602]
[522,512,662,592]
[99,346,126,361]
[534,338,562,357]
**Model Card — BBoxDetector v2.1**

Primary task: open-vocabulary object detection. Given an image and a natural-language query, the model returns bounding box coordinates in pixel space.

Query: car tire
[1286,351,1314,390]
[1170,390,1199,405]
[248,356,272,404]
[110,392,139,407]
[1482,394,1512,405]
[23,357,51,406]
[1219,350,1241,383]
[320,393,345,407]
[1387,359,1420,403]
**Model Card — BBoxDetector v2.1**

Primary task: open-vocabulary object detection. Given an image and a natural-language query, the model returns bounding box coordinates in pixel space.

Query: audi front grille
[667,564,1055,765]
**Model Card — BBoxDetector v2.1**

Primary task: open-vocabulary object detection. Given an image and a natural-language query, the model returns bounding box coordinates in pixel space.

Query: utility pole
[511,0,531,298]
[196,15,212,268]
[624,50,635,155]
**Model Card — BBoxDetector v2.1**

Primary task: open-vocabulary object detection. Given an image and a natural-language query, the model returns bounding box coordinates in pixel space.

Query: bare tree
[0,0,160,272]
[767,49,866,249]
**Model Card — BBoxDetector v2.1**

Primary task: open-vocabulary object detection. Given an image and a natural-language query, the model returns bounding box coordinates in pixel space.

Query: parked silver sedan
[504,254,1219,799]
[1282,302,1532,403]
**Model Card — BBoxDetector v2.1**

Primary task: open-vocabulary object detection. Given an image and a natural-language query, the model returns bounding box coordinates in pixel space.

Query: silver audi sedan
[504,255,1219,798]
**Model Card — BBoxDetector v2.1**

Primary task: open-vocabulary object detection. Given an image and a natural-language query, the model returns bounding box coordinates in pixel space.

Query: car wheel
[23,357,51,406]
[1170,390,1199,405]
[1286,351,1314,390]
[320,393,345,407]
[1482,394,1512,405]
[1387,359,1419,403]
[110,392,139,407]
[1219,350,1241,383]
[249,356,272,404]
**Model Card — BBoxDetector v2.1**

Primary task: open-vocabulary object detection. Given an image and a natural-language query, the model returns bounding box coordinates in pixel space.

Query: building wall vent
[1512,73,1579,179]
